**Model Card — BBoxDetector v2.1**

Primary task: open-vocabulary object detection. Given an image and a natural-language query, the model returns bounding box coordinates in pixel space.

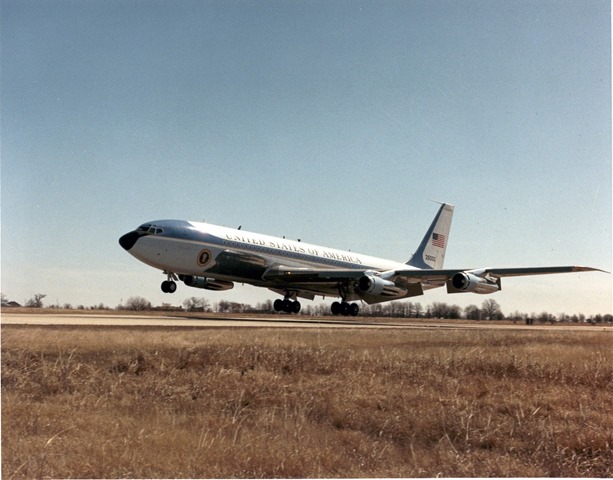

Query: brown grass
[2,325,612,478]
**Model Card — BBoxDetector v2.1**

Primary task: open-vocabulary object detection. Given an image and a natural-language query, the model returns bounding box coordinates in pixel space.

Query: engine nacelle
[357,274,407,297]
[182,275,234,291]
[449,272,500,294]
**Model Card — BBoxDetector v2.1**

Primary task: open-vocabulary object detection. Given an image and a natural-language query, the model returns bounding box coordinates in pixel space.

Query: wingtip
[574,266,610,274]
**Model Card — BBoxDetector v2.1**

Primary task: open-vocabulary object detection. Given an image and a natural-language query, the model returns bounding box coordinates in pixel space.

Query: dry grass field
[2,323,612,478]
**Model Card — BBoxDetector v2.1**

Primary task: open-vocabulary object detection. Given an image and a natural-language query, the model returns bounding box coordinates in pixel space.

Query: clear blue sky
[2,0,611,316]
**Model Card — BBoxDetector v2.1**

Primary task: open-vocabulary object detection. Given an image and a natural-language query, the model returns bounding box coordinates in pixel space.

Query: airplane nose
[119,231,141,251]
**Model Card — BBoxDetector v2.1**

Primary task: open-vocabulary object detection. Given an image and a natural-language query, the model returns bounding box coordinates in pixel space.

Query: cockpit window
[137,224,163,235]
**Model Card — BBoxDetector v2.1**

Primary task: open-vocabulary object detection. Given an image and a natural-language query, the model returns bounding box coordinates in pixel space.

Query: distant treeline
[4,292,611,324]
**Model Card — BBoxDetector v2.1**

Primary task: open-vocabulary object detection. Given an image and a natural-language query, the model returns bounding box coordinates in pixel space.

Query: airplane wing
[263,266,366,282]
[263,265,606,299]
[266,265,604,282]
[394,265,607,294]
[392,265,605,279]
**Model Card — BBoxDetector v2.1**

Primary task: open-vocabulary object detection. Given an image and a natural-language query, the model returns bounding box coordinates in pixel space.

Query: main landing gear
[161,272,177,293]
[331,282,359,316]
[331,301,359,317]
[273,298,301,314]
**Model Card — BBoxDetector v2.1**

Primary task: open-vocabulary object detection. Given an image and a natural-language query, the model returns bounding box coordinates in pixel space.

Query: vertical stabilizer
[406,203,454,269]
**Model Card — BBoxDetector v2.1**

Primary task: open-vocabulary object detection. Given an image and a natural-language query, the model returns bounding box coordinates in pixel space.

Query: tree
[26,293,46,308]
[508,310,526,323]
[388,301,405,317]
[253,300,273,313]
[464,304,482,320]
[218,300,246,313]
[183,297,210,312]
[124,296,152,311]
[431,302,459,319]
[448,304,462,319]
[537,311,555,324]
[481,299,503,320]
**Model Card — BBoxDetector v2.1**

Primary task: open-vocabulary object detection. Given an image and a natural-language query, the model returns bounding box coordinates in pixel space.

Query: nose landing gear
[161,272,178,293]
[161,281,177,293]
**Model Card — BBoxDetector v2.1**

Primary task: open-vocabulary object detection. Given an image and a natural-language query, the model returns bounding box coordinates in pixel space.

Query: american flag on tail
[431,233,446,248]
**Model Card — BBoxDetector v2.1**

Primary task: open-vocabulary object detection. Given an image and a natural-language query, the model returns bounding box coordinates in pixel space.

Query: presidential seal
[197,249,212,267]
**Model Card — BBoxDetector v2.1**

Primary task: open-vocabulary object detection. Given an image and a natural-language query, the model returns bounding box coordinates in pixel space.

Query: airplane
[118,203,604,316]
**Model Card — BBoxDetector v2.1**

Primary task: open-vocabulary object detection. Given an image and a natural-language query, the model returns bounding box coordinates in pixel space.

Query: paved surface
[2,312,612,332]
[1,313,426,329]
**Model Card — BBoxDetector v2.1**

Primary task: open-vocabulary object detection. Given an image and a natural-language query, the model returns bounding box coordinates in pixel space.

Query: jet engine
[357,274,407,297]
[449,272,500,294]
[182,275,234,291]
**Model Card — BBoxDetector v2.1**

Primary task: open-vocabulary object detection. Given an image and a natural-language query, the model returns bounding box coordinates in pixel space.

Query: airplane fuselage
[124,220,412,286]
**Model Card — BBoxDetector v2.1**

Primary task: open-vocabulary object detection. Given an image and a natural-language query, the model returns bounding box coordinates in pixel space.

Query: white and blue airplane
[119,203,602,316]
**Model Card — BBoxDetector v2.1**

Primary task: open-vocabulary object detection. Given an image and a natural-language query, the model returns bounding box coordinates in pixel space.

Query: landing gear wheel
[292,300,301,314]
[340,302,351,316]
[331,301,341,315]
[274,299,284,312]
[161,281,177,293]
[282,299,293,313]
[350,303,359,317]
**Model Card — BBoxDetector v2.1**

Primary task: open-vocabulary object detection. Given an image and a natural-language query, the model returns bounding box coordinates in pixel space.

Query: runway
[2,312,611,332]
[1,312,422,329]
